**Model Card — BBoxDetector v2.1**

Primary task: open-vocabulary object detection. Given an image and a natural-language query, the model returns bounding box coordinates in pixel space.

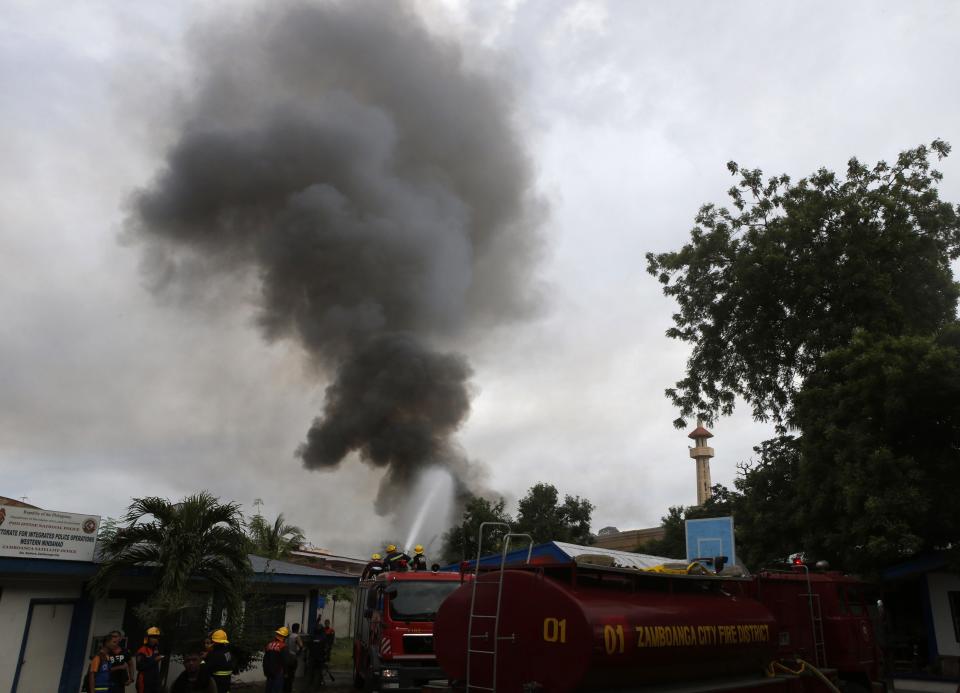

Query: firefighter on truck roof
[382,543,410,572]
[411,544,427,571]
[362,553,384,579]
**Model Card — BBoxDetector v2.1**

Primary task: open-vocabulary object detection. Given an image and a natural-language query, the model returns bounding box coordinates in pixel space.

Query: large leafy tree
[90,492,251,657]
[247,512,305,560]
[648,141,960,573]
[515,483,594,545]
[646,140,959,429]
[790,327,960,571]
[440,496,512,564]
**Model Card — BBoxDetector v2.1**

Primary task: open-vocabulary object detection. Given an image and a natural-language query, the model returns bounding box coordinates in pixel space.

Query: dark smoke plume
[128,1,543,513]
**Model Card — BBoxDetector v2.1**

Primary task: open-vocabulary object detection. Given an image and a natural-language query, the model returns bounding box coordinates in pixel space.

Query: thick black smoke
[129,1,542,513]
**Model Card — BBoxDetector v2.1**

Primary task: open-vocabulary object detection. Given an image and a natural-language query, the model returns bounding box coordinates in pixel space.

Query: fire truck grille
[402,634,435,655]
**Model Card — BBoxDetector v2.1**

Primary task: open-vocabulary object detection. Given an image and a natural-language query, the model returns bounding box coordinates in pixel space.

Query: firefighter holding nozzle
[382,544,410,571]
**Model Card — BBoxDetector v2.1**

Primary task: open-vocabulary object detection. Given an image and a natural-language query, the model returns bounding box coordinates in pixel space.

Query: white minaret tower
[688,421,715,505]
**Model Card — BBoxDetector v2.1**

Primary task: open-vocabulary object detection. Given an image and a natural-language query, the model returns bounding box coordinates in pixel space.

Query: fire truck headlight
[381,669,399,679]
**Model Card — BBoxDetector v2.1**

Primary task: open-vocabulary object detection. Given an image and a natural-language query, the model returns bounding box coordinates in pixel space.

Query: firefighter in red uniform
[135,627,164,693]
[263,627,289,693]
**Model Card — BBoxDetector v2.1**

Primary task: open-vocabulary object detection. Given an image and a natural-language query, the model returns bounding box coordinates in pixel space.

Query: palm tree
[247,512,306,560]
[90,492,251,657]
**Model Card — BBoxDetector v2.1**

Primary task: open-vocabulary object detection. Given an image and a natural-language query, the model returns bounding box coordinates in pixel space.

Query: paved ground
[231,670,355,692]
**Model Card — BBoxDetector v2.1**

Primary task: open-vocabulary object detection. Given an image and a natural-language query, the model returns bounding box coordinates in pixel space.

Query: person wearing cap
[204,629,234,693]
[135,627,164,693]
[263,627,289,693]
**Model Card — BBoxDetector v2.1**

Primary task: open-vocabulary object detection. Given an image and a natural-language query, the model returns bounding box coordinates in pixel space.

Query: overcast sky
[2,0,959,557]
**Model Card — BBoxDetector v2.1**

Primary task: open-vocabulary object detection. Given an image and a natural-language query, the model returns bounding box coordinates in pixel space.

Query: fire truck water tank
[434,566,778,692]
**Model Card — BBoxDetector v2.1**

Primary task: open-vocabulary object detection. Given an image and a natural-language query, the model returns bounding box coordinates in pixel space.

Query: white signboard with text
[0,504,100,561]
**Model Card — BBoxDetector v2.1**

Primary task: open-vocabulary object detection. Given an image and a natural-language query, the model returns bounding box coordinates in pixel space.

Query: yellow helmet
[211,629,229,644]
[146,627,161,636]
[386,544,397,552]
[414,544,424,553]
[276,626,289,637]
[371,553,382,560]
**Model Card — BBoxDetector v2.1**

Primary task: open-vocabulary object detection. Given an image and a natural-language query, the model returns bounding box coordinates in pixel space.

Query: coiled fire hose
[766,659,841,693]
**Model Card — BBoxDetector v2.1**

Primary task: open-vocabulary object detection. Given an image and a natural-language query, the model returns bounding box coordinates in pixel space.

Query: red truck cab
[744,568,884,692]
[353,569,465,692]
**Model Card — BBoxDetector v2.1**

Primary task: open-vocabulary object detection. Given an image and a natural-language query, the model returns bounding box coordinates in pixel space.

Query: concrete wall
[0,579,84,692]
[927,571,960,658]
[317,589,356,637]
[592,527,666,552]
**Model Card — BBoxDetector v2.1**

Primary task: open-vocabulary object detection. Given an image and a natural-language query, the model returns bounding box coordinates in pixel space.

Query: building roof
[0,496,41,508]
[289,549,368,565]
[688,425,713,439]
[248,554,357,581]
[0,552,358,586]
[880,552,949,582]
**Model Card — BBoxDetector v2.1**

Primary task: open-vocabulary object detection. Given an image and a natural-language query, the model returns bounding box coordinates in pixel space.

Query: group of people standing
[262,619,336,693]
[87,626,234,693]
[86,618,335,693]
[86,627,164,693]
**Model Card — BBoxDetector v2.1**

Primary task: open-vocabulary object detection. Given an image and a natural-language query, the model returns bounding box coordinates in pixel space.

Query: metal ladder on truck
[797,564,827,667]
[464,522,533,693]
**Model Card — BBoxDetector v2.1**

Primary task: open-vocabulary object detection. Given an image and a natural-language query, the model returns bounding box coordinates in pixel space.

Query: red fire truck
[433,558,886,692]
[353,568,466,692]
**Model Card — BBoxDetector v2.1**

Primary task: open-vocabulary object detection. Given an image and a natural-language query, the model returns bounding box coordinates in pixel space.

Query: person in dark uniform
[204,629,234,693]
[169,652,216,693]
[383,544,410,572]
[410,544,427,571]
[135,627,164,693]
[307,631,333,687]
[362,553,384,579]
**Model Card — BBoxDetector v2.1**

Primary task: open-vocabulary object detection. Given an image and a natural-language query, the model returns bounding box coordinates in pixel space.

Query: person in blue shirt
[87,639,113,693]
